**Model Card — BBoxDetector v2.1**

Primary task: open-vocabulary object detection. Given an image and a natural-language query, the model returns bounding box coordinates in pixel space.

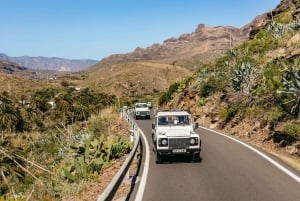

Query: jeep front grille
[169,138,189,148]
[139,111,149,115]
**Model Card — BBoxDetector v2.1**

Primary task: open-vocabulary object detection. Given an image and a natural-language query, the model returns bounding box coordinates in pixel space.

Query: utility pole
[229,31,232,49]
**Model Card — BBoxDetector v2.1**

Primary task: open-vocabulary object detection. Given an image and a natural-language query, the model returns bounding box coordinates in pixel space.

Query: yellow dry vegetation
[81,61,192,97]
[0,72,48,94]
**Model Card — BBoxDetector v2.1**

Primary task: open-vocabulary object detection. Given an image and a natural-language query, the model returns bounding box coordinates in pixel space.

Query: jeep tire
[155,152,163,164]
[192,152,201,162]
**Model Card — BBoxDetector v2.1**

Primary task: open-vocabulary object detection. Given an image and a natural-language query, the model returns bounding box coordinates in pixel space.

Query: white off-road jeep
[152,109,201,163]
[134,102,151,120]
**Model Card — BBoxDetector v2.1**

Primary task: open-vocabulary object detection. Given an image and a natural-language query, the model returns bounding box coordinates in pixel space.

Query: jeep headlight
[158,138,168,146]
[189,137,198,145]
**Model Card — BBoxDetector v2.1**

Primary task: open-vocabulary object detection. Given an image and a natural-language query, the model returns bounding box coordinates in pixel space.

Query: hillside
[0,53,98,72]
[81,61,192,98]
[0,71,49,95]
[163,0,300,168]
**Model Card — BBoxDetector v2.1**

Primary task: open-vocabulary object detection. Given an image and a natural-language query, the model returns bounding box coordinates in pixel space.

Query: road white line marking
[135,127,150,201]
[200,126,300,183]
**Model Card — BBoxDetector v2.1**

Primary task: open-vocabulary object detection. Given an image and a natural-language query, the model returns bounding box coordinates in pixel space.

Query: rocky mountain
[0,59,65,81]
[97,24,249,70]
[0,53,98,72]
[0,59,36,77]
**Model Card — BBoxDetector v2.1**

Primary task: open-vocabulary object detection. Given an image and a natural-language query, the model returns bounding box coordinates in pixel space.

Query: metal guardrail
[97,108,140,201]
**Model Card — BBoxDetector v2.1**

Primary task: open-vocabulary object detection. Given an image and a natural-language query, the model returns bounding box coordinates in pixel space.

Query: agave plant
[227,49,237,58]
[277,67,300,117]
[231,62,256,95]
[198,68,209,89]
[265,17,299,38]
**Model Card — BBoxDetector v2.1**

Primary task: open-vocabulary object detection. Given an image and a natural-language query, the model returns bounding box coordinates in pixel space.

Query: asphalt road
[131,117,300,201]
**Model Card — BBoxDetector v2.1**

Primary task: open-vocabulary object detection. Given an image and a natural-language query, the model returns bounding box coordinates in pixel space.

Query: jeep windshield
[157,115,190,126]
[135,103,148,108]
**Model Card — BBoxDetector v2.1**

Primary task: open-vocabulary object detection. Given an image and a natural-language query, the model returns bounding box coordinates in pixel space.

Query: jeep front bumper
[156,148,201,156]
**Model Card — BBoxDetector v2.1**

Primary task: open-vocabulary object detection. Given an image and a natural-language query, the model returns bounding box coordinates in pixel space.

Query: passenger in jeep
[158,116,168,125]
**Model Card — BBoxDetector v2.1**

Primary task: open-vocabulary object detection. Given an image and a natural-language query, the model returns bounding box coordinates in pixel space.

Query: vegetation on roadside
[0,86,132,200]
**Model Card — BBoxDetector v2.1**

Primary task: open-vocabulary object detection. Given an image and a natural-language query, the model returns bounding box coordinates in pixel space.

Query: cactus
[62,134,132,182]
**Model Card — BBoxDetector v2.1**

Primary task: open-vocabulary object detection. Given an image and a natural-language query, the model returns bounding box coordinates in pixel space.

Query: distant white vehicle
[152,109,201,163]
[147,102,152,109]
[134,102,151,120]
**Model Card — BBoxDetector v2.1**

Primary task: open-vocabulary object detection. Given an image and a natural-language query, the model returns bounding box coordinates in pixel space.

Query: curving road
[130,117,300,201]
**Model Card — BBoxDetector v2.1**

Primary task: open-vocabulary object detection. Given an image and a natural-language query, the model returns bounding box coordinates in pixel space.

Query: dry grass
[0,72,51,95]
[80,61,192,97]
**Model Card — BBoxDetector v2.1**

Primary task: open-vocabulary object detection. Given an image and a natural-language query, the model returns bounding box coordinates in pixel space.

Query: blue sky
[1,0,280,60]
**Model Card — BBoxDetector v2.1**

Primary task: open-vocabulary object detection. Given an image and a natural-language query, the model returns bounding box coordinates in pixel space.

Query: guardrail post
[130,129,134,142]
[125,128,136,182]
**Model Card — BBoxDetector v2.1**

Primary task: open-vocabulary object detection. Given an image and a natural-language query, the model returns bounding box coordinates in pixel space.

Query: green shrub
[199,77,218,97]
[268,106,285,128]
[247,30,279,54]
[197,98,207,107]
[263,60,283,92]
[276,12,294,24]
[219,103,240,122]
[158,82,180,105]
[282,122,300,140]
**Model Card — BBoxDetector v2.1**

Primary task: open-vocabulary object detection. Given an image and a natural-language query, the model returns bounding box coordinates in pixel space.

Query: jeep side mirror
[193,122,199,129]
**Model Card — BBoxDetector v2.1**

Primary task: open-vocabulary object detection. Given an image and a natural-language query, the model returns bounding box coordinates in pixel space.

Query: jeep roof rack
[155,108,191,114]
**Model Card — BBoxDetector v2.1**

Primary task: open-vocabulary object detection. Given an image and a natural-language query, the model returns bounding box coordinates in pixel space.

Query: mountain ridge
[0,53,98,72]
[97,24,249,70]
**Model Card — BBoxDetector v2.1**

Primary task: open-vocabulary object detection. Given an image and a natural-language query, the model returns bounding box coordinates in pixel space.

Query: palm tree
[55,92,73,125]
[0,102,19,133]
[32,88,55,120]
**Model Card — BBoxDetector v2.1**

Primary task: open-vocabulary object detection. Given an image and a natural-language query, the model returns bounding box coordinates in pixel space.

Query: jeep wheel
[193,152,201,162]
[155,152,163,164]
